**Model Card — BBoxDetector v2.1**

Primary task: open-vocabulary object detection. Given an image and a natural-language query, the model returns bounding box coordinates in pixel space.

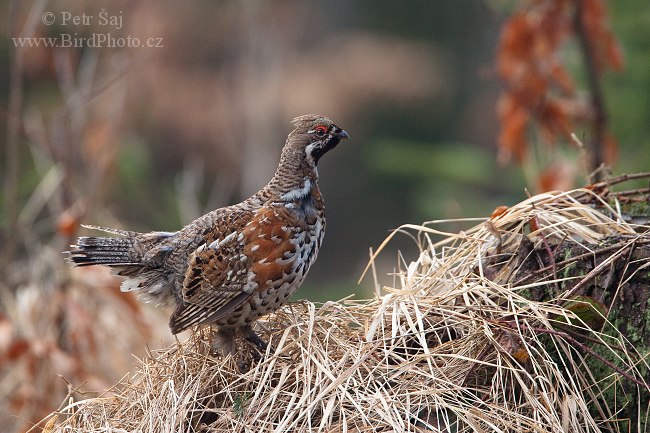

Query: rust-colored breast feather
[244,206,300,287]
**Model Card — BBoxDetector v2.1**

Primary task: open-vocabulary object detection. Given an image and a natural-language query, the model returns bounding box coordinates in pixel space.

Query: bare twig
[562,242,633,299]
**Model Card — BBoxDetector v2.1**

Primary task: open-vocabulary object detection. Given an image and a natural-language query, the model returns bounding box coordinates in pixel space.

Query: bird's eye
[314,125,328,137]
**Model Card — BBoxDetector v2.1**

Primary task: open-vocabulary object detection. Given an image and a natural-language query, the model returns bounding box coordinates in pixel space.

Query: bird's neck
[262,152,318,202]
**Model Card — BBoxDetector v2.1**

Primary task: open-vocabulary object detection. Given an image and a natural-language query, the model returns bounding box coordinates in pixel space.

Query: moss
[625,201,650,216]
[605,199,650,218]
[233,391,251,419]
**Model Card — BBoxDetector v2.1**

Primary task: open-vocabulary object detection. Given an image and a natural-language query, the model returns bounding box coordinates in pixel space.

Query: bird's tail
[68,225,142,267]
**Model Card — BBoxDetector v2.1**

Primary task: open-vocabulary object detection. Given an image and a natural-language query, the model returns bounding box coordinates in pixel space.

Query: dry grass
[42,188,650,432]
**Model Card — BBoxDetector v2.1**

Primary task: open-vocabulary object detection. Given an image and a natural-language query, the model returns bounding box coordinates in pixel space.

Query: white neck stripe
[281,178,312,201]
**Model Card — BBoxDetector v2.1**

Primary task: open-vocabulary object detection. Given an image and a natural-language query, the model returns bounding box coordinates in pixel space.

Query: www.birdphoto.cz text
[11,8,164,49]
[12,33,165,49]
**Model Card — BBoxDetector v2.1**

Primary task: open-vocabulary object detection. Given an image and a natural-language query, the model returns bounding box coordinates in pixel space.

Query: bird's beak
[337,130,350,140]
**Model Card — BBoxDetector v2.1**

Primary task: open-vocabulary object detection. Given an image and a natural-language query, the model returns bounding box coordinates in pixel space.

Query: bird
[68,114,349,357]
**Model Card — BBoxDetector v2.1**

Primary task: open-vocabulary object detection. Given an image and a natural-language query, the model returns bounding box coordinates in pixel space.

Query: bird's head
[286,114,349,166]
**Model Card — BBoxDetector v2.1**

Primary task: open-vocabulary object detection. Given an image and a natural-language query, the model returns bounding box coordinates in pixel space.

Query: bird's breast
[280,183,325,226]
[211,202,325,327]
[243,197,324,288]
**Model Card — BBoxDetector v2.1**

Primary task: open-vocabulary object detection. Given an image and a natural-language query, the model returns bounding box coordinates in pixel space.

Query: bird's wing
[169,205,301,334]
[169,225,251,333]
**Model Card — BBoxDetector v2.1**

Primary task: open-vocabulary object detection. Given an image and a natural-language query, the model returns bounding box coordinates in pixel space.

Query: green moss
[627,201,650,216]
[233,391,251,419]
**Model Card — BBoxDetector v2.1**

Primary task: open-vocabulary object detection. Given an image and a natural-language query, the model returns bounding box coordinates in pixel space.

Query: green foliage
[369,138,524,219]
[114,136,180,230]
[606,3,650,171]
[371,139,492,182]
[299,279,366,303]
[117,136,152,191]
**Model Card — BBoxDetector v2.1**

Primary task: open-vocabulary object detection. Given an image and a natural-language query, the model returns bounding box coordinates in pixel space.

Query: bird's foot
[241,324,275,358]
[210,328,236,357]
[210,326,274,372]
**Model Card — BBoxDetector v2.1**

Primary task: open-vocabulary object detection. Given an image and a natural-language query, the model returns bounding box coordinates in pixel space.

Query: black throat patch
[312,136,341,164]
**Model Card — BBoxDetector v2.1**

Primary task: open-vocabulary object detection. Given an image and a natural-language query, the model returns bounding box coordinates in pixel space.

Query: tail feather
[67,226,178,306]
[68,228,140,267]
[80,224,139,237]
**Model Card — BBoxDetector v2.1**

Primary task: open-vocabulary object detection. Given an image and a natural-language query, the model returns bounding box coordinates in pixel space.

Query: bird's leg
[211,327,236,357]
[213,328,252,373]
[241,324,273,355]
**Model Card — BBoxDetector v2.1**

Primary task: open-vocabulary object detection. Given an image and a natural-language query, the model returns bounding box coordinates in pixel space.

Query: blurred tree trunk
[235,2,286,198]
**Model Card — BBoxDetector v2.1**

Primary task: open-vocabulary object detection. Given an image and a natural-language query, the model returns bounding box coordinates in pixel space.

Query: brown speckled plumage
[69,115,349,355]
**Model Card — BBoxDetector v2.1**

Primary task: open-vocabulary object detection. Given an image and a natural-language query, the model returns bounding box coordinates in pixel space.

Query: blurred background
[1,0,649,430]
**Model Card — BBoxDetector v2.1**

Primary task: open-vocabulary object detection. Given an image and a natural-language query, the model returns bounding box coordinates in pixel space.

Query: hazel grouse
[69,114,349,355]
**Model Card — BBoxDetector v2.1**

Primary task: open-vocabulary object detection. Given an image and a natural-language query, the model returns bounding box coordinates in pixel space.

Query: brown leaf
[57,210,80,238]
[603,130,619,164]
[498,97,529,163]
[6,339,31,361]
[490,205,510,220]
[42,415,58,433]
[537,161,577,192]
